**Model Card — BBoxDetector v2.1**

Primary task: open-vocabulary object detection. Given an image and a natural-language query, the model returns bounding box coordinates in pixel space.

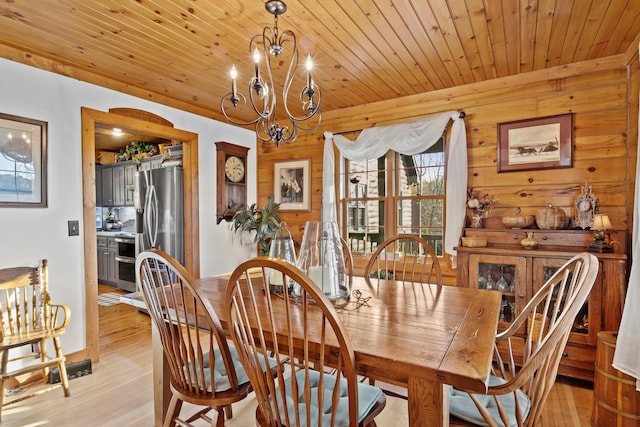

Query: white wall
[0,58,257,355]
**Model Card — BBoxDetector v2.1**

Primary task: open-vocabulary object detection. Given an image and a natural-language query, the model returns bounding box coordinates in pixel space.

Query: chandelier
[220,1,322,147]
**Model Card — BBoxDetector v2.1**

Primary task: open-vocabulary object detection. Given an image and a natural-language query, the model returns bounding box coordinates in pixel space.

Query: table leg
[152,322,171,427]
[407,376,449,427]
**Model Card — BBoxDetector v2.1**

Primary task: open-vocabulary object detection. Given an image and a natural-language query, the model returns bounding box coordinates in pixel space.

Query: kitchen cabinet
[95,161,136,207]
[97,236,118,285]
[124,164,135,206]
[456,228,626,381]
[112,165,125,205]
[100,166,114,206]
[96,165,103,206]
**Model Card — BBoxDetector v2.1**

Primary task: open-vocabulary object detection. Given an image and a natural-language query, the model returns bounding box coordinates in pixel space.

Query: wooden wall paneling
[466,140,497,165]
[536,84,627,114]
[574,109,627,135]
[576,135,627,159]
[481,183,627,213]
[468,159,627,189]
[558,67,628,92]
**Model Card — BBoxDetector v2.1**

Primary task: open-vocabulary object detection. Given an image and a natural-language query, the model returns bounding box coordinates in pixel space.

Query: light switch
[68,220,80,236]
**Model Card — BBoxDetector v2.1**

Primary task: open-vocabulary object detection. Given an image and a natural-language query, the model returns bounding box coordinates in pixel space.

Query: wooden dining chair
[225,257,387,427]
[364,234,442,285]
[340,236,354,281]
[448,252,599,427]
[136,249,263,427]
[0,259,70,421]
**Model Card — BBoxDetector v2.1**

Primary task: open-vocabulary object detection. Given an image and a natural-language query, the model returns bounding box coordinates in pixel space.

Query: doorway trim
[81,107,200,362]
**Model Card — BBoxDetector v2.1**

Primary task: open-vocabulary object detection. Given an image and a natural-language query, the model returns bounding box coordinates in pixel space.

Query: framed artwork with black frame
[274,159,310,211]
[0,113,47,207]
[498,113,573,173]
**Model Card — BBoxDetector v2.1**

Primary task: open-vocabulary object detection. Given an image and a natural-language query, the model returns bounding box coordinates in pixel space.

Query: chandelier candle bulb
[306,54,313,89]
[253,48,260,80]
[230,66,238,101]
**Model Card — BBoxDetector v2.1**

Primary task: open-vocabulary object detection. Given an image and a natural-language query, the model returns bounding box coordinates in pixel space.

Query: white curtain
[323,111,467,260]
[612,98,640,390]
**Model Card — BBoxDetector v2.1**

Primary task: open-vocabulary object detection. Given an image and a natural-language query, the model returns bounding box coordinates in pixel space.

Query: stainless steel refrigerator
[135,165,184,264]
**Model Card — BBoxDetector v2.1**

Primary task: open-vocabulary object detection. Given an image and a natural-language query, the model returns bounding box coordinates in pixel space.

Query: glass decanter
[496,266,509,292]
[485,267,495,291]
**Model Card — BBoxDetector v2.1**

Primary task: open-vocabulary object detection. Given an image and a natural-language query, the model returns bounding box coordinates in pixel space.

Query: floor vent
[48,359,92,384]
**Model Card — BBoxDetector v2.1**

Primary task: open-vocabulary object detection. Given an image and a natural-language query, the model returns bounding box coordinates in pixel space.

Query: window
[340,137,445,256]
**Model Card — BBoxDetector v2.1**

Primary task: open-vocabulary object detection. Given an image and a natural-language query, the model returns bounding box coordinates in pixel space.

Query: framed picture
[274,159,310,211]
[0,113,47,207]
[498,113,573,173]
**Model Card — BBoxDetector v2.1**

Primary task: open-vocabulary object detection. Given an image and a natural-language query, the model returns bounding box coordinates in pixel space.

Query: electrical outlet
[68,220,80,236]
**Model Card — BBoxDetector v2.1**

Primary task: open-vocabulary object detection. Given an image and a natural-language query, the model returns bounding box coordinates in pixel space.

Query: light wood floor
[2,284,595,426]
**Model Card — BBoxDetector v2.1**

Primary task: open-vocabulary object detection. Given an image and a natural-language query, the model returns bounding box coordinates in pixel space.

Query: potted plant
[117,141,157,164]
[231,195,282,255]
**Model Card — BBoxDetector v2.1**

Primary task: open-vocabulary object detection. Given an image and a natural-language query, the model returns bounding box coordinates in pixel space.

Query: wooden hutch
[455,228,627,381]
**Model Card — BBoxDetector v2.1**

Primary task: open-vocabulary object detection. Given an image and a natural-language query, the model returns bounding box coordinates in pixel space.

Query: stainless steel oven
[114,237,136,292]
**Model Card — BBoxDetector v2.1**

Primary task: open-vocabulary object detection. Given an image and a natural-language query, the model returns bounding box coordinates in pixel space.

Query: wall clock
[573,182,598,229]
[215,141,249,224]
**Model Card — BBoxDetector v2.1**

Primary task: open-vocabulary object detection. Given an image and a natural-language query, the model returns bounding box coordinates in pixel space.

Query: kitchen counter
[97,230,135,238]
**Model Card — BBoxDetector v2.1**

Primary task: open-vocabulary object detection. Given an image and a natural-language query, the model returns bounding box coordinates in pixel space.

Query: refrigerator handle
[145,184,158,248]
[134,171,144,212]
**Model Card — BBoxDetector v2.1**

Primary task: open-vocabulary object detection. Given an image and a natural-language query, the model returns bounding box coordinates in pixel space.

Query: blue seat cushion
[269,369,384,426]
[187,346,277,393]
[449,375,531,427]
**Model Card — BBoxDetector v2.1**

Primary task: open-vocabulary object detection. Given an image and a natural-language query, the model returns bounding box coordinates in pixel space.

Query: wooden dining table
[133,275,501,427]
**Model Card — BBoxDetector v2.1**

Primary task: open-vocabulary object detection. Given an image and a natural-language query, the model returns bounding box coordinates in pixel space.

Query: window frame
[338,135,447,258]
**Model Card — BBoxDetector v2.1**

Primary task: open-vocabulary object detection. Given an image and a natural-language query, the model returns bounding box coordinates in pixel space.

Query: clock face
[225,155,245,182]
[577,199,592,212]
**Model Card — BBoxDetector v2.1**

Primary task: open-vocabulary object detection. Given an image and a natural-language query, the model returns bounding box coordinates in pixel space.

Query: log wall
[257,51,638,282]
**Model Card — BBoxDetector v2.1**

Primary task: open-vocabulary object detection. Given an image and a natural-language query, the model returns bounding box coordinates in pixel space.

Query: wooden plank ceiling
[1,0,640,127]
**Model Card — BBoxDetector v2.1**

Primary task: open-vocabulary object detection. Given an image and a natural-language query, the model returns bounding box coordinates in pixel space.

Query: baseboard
[48,359,92,384]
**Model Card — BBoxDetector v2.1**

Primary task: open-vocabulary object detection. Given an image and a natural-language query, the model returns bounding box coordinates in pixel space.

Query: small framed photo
[0,113,48,207]
[498,113,573,173]
[274,159,310,211]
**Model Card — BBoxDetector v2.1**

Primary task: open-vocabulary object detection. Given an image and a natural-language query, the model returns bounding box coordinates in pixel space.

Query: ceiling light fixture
[220,0,321,147]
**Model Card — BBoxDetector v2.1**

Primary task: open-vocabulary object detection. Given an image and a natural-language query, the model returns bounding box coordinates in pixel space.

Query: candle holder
[267,222,297,293]
[297,221,349,300]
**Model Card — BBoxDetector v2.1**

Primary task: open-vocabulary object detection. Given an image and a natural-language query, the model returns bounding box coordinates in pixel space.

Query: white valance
[323,111,467,260]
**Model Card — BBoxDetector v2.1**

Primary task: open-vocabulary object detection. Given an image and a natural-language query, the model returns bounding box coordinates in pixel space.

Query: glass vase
[470,214,483,228]
[267,222,297,294]
[297,221,349,300]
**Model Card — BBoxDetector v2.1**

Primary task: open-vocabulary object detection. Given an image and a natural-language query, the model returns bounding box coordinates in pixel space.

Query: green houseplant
[231,195,282,256]
[117,141,157,164]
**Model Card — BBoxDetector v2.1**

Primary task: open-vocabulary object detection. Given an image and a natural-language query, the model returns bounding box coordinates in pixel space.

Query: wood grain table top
[199,275,501,425]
